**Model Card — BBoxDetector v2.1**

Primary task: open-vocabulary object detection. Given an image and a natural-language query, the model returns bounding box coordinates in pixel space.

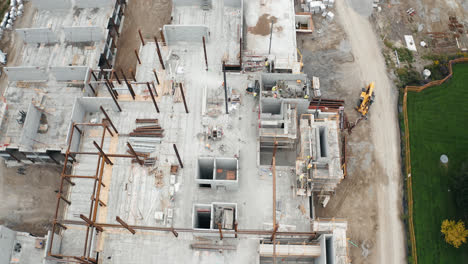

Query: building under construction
[0,0,349,263]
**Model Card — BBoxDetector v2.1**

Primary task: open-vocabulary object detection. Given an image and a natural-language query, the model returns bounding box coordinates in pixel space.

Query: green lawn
[407,63,468,264]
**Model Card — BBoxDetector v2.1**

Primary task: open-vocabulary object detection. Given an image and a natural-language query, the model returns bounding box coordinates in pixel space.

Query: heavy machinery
[345,82,375,134]
[356,82,375,117]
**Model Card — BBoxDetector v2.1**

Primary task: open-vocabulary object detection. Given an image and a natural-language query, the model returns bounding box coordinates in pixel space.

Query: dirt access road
[299,0,405,263]
[337,1,406,263]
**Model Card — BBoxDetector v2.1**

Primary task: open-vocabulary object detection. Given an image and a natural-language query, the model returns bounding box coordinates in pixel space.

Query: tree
[441,219,468,248]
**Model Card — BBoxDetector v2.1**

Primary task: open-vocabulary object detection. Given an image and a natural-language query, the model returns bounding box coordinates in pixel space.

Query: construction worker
[304,94,309,99]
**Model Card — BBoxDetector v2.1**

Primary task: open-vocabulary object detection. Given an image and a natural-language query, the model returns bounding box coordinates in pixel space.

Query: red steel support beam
[138,29,145,46]
[179,83,189,114]
[153,36,165,70]
[80,214,104,232]
[134,49,142,64]
[116,216,136,235]
[92,141,113,165]
[127,142,143,165]
[173,144,183,168]
[99,106,119,134]
[218,223,223,240]
[147,82,160,113]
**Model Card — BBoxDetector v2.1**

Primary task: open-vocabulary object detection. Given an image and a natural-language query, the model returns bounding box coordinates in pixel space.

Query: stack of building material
[312,76,321,97]
[128,119,163,153]
[308,98,344,111]
[323,0,335,8]
[308,1,326,15]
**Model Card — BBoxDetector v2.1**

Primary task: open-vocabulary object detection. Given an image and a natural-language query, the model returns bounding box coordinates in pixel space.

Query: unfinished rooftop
[0,1,350,263]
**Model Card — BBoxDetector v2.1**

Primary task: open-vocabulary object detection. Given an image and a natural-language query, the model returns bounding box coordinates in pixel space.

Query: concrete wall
[19,103,42,151]
[75,0,115,8]
[173,0,211,6]
[50,66,89,81]
[16,28,58,43]
[31,0,72,9]
[163,25,209,45]
[4,67,48,81]
[67,99,86,153]
[0,226,16,264]
[63,27,105,42]
[224,0,241,8]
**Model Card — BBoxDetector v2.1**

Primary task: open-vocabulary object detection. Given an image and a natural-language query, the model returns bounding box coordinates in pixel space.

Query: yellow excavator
[356,82,375,117]
[346,82,375,134]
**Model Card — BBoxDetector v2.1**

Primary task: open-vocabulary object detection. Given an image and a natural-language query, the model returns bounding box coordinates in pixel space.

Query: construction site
[3,0,467,263]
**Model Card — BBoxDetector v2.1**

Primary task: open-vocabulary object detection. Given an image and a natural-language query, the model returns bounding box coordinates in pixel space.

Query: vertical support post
[202,36,208,71]
[113,70,122,85]
[99,106,119,134]
[152,69,160,85]
[171,228,179,238]
[91,71,99,81]
[63,176,75,186]
[159,28,166,45]
[147,82,160,113]
[93,141,113,166]
[120,69,136,100]
[239,37,243,67]
[173,144,183,168]
[130,68,137,82]
[179,83,189,114]
[104,80,122,112]
[269,21,274,55]
[59,195,71,205]
[87,83,96,96]
[138,29,145,46]
[134,49,142,64]
[80,214,104,232]
[153,36,165,70]
[218,223,223,240]
[234,221,238,238]
[127,142,143,165]
[146,81,158,97]
[223,62,229,114]
[116,216,136,235]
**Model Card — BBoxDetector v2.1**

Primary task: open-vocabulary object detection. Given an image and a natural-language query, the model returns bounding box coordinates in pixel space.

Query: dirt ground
[0,161,65,236]
[298,0,405,263]
[113,0,172,76]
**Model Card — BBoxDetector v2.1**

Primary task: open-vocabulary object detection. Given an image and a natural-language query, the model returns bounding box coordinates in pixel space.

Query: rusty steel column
[127,142,143,165]
[173,144,183,168]
[146,81,158,97]
[147,82,160,113]
[112,70,122,85]
[80,214,103,232]
[104,79,122,112]
[153,36,165,70]
[120,69,136,100]
[153,69,160,85]
[218,223,223,240]
[202,36,208,71]
[100,106,119,134]
[159,28,166,45]
[93,141,113,165]
[138,29,145,46]
[129,68,137,82]
[171,228,179,238]
[234,221,238,238]
[223,62,229,114]
[179,83,189,114]
[134,49,142,64]
[116,216,136,235]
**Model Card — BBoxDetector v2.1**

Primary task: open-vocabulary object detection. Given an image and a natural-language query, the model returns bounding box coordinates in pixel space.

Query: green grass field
[407,63,468,263]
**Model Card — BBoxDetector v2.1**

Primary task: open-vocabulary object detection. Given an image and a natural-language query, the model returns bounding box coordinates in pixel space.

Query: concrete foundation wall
[261,73,307,86]
[63,27,105,42]
[19,103,42,151]
[4,67,48,81]
[50,66,90,81]
[78,97,120,112]
[75,0,115,8]
[16,28,58,43]
[31,0,72,9]
[163,25,209,45]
